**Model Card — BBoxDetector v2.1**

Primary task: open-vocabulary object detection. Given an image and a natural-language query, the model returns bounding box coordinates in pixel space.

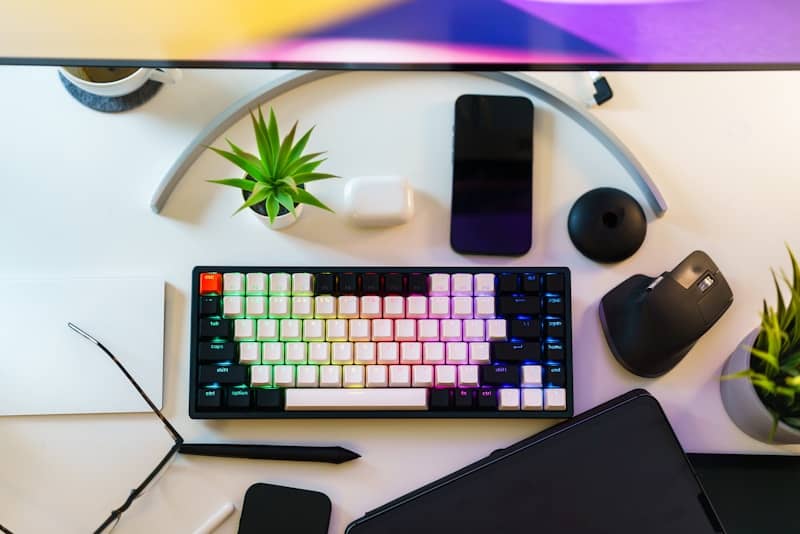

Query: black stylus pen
[179,443,360,464]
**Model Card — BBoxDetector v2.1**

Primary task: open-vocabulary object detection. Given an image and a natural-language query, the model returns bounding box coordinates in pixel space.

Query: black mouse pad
[346,389,724,534]
[238,483,331,534]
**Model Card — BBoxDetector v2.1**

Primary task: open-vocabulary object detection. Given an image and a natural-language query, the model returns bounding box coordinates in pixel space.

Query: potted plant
[208,106,337,229]
[721,246,800,443]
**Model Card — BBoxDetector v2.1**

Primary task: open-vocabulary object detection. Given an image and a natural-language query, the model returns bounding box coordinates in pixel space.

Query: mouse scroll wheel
[646,276,664,292]
[698,274,715,292]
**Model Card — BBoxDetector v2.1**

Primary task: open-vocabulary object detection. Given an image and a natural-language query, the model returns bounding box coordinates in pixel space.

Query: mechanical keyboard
[189,267,572,418]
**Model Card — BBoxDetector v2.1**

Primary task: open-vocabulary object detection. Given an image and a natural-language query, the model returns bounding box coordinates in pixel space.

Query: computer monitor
[1,0,798,70]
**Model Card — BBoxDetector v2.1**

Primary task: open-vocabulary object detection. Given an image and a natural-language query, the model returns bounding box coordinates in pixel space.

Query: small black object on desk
[239,483,331,534]
[179,443,359,464]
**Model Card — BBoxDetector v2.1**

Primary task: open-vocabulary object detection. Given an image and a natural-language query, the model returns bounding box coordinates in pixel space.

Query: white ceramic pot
[720,328,800,443]
[257,203,303,230]
[59,67,182,97]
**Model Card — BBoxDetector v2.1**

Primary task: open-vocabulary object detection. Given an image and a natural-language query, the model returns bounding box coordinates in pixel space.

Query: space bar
[285,389,428,411]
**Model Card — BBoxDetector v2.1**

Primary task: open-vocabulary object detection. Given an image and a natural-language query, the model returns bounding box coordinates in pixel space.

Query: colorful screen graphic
[1,0,798,68]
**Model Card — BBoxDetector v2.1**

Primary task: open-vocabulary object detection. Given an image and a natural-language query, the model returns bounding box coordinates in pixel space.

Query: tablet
[346,389,724,534]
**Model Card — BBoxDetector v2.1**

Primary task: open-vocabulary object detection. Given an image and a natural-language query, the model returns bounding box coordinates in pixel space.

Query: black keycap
[362,273,381,294]
[338,273,358,294]
[198,365,248,385]
[477,389,498,410]
[544,320,565,338]
[226,387,251,409]
[545,366,566,387]
[497,274,519,294]
[315,273,336,295]
[255,388,284,410]
[429,389,453,410]
[198,341,235,363]
[544,273,565,292]
[454,389,475,409]
[199,296,220,316]
[544,343,565,361]
[522,274,540,294]
[509,319,540,340]
[491,342,541,364]
[384,273,405,295]
[197,388,222,409]
[480,365,521,387]
[545,297,565,316]
[199,318,232,340]
[497,296,540,316]
[408,273,428,295]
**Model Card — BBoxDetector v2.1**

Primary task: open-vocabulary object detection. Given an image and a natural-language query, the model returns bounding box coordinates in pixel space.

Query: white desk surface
[1,66,799,533]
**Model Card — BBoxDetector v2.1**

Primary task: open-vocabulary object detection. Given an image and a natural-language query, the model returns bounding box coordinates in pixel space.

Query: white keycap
[435,365,457,387]
[238,342,260,364]
[291,273,313,296]
[383,296,405,319]
[342,365,365,387]
[234,319,255,341]
[463,319,485,342]
[331,342,354,364]
[400,342,423,364]
[279,319,302,341]
[474,274,496,296]
[458,365,480,387]
[360,296,382,318]
[269,273,291,295]
[412,365,434,387]
[499,388,521,410]
[296,365,319,388]
[285,388,428,410]
[314,296,337,318]
[377,342,399,364]
[423,342,446,364]
[348,319,371,342]
[487,319,508,341]
[319,365,342,387]
[521,365,543,387]
[223,272,245,295]
[268,296,290,319]
[261,342,284,364]
[545,388,567,411]
[406,296,428,319]
[285,342,307,364]
[394,319,416,342]
[337,296,359,318]
[354,342,377,364]
[250,365,272,387]
[446,342,468,364]
[273,365,295,387]
[440,319,462,342]
[522,388,544,410]
[469,342,491,364]
[417,319,440,341]
[256,319,279,341]
[366,365,389,387]
[326,319,348,341]
[429,274,450,296]
[223,296,244,318]
[246,273,268,295]
[474,297,496,319]
[302,319,325,341]
[389,365,411,387]
[371,319,394,341]
[451,274,473,296]
[428,297,451,319]
[291,296,314,319]
[308,342,331,364]
[451,297,473,319]
[246,296,268,318]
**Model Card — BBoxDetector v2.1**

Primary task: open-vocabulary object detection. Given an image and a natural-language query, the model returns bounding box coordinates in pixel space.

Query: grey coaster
[58,72,163,113]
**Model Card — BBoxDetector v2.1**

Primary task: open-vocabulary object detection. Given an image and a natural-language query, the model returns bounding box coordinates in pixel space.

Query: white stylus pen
[192,502,235,534]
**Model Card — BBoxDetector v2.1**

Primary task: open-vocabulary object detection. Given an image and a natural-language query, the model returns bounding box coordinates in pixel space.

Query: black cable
[1,523,14,534]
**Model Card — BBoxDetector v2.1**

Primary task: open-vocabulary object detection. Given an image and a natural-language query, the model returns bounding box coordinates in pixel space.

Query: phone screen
[450,94,533,255]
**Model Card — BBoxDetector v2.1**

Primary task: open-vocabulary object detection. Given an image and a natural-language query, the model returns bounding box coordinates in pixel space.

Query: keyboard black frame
[189,266,573,419]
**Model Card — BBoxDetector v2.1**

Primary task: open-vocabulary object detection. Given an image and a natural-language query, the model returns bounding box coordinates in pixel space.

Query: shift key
[199,365,247,385]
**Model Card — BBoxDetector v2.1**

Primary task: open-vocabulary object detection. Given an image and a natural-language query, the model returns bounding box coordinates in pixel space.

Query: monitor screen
[1,0,798,70]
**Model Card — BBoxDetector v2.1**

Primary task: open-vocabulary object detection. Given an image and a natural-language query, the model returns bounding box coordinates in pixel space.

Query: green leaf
[225,139,267,179]
[293,172,338,185]
[265,195,280,224]
[288,125,315,163]
[277,176,298,194]
[275,190,296,217]
[781,416,800,429]
[769,414,779,441]
[209,147,265,182]
[233,183,269,215]
[283,151,325,177]
[275,121,298,176]
[293,158,325,176]
[780,351,800,375]
[294,188,334,212]
[267,108,281,166]
[250,110,273,176]
[207,178,255,191]
[750,347,780,373]
[720,369,755,381]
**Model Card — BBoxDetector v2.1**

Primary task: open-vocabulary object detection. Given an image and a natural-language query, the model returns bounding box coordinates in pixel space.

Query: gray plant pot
[720,328,800,444]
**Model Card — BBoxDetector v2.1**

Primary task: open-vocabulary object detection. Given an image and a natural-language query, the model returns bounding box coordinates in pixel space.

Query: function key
[509,319,540,340]
[451,274,473,296]
[314,273,336,295]
[480,365,521,387]
[199,273,222,295]
[544,320,565,339]
[255,388,284,410]
[428,274,450,296]
[454,388,476,409]
[497,274,519,294]
[544,273,565,293]
[545,365,566,387]
[197,388,222,409]
[338,273,359,294]
[292,273,314,296]
[362,273,381,294]
[545,296,565,316]
[199,318,232,339]
[198,364,248,385]
[497,296,540,316]
[226,387,251,409]
[491,342,541,364]
[223,273,245,295]
[429,388,453,410]
[474,274,496,296]
[384,273,405,295]
[269,273,292,295]
[199,296,220,316]
[246,273,268,295]
[544,343,565,362]
[521,274,540,294]
[408,273,428,295]
[477,389,498,410]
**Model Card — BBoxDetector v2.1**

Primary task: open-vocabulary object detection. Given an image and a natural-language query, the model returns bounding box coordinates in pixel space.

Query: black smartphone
[450,94,534,255]
[238,483,331,534]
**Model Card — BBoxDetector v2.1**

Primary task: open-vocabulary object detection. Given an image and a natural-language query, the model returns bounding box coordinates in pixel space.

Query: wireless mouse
[599,250,734,378]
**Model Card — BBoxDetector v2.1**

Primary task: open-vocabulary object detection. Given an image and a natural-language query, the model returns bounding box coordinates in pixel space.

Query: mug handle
[148,68,183,85]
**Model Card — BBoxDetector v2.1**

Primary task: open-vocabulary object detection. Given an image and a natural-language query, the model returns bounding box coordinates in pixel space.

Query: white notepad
[0,278,164,416]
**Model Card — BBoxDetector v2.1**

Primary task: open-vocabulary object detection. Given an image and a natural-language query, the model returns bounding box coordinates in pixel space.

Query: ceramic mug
[59,66,182,98]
